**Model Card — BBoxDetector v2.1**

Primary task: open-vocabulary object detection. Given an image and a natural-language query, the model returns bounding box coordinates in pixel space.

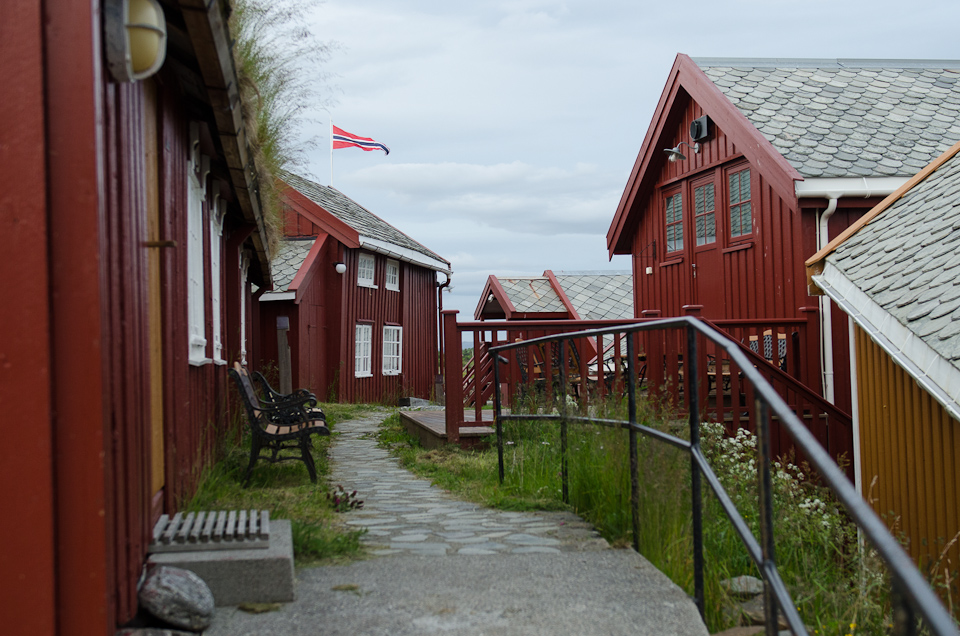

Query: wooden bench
[229,364,329,487]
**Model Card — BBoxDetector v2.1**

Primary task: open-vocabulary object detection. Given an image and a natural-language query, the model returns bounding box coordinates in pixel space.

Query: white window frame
[355,323,373,377]
[385,259,400,292]
[239,252,249,366]
[210,193,226,365]
[357,253,377,288]
[382,325,402,375]
[187,123,209,365]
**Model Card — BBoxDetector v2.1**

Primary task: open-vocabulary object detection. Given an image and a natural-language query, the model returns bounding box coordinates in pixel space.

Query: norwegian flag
[332,125,390,155]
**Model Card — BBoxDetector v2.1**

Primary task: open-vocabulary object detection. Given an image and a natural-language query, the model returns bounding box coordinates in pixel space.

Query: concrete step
[148,519,294,606]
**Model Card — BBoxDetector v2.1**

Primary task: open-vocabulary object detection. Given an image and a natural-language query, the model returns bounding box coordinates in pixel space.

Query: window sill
[357,282,378,289]
[355,372,373,378]
[385,286,399,292]
[660,258,683,267]
[722,242,754,254]
[383,371,401,376]
[189,356,212,367]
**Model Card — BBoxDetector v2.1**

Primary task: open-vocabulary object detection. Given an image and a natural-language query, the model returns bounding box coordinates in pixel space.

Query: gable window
[728,168,752,239]
[355,323,372,377]
[382,325,402,375]
[664,191,683,253]
[694,182,716,246]
[357,253,376,288]
[385,259,400,292]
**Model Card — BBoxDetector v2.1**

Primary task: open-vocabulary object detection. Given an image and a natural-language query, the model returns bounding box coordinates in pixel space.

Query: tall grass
[229,0,336,252]
[184,403,369,564]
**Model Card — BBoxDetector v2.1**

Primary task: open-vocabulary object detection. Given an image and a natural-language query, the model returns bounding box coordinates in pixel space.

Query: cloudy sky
[290,0,960,318]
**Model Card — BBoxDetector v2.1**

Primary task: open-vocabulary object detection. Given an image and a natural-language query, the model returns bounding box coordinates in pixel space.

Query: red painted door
[691,176,725,317]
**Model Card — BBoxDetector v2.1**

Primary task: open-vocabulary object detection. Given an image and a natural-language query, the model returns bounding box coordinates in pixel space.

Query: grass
[184,402,370,565]
[377,393,899,634]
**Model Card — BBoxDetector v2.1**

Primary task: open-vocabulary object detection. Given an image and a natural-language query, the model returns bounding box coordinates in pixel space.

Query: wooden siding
[1,1,58,631]
[627,96,870,413]
[338,249,439,403]
[856,325,960,596]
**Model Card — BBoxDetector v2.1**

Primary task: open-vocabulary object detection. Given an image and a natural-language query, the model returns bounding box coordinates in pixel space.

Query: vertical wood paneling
[857,325,960,604]
[337,249,438,403]
[0,1,58,631]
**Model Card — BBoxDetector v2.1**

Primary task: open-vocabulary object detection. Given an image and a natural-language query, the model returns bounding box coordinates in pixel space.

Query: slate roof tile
[280,171,449,268]
[696,59,960,178]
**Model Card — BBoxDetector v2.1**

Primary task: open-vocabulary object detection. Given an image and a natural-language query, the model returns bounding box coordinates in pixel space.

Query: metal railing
[490,316,958,636]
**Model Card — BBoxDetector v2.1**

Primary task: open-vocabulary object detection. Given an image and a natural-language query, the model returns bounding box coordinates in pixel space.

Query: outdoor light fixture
[334,262,347,274]
[664,141,700,163]
[105,0,168,82]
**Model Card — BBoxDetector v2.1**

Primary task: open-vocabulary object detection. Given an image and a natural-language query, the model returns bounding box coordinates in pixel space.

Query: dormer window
[357,253,376,288]
[385,259,399,292]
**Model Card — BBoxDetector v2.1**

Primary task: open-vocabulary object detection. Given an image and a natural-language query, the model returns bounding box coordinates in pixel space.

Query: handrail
[490,316,958,636]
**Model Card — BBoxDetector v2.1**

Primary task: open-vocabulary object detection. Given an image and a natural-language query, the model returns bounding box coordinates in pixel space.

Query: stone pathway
[331,409,611,557]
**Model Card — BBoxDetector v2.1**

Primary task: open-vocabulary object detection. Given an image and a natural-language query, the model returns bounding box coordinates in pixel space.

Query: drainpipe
[817,197,838,404]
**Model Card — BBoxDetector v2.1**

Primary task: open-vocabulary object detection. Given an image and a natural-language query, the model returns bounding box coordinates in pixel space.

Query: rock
[710,627,764,636]
[139,566,215,631]
[738,594,788,630]
[720,575,764,598]
[116,630,196,636]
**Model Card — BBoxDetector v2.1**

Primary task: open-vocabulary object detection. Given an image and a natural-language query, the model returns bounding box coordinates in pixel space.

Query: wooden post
[277,316,292,394]
[442,310,461,445]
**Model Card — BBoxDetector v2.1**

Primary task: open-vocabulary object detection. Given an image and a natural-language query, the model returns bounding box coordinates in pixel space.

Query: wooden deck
[400,409,495,449]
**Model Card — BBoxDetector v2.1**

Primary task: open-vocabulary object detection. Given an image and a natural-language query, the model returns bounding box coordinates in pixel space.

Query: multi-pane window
[357,253,376,287]
[665,192,683,253]
[382,325,402,375]
[385,259,400,292]
[694,183,716,246]
[729,168,752,239]
[187,124,208,365]
[355,323,372,377]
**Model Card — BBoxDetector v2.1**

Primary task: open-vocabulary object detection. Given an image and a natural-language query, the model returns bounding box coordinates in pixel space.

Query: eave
[607,53,802,258]
[178,0,273,284]
[280,181,361,249]
[814,264,960,423]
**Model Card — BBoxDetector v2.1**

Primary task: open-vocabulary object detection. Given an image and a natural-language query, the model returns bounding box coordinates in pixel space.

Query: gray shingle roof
[554,272,633,321]
[499,277,567,313]
[695,59,960,178]
[281,171,449,268]
[270,239,315,292]
[827,149,960,365]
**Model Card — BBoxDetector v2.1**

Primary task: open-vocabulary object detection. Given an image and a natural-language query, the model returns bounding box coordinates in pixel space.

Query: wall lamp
[105,0,168,82]
[334,262,347,274]
[664,141,700,163]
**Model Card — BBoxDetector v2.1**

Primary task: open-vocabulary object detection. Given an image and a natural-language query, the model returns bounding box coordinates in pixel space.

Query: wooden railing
[441,309,852,477]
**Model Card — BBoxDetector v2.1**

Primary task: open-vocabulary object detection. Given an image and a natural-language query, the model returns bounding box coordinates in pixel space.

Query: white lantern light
[105,0,168,82]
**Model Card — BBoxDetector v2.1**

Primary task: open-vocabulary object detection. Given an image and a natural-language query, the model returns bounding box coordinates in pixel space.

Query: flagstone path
[333,408,611,557]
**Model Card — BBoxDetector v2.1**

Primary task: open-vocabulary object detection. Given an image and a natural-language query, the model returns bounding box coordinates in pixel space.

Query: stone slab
[148,519,294,607]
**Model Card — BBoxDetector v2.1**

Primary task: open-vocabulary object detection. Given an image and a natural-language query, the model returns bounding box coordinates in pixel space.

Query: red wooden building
[2,1,274,633]
[257,173,452,403]
[607,55,960,417]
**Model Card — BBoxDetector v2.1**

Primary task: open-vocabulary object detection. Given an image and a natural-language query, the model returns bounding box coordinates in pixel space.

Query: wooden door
[691,175,725,317]
[144,79,165,512]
